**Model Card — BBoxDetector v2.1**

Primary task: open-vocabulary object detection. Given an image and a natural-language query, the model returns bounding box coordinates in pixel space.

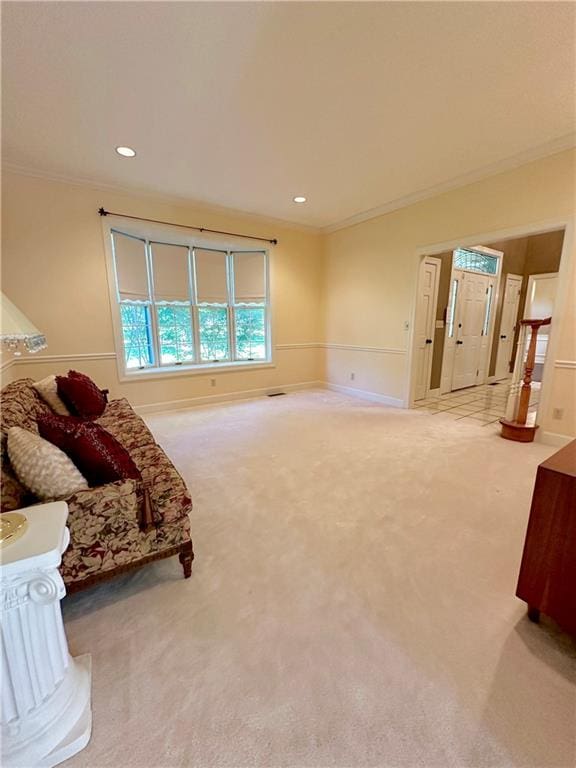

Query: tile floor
[413,381,540,427]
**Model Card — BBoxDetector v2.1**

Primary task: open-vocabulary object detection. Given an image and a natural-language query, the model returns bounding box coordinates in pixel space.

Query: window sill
[119,359,275,383]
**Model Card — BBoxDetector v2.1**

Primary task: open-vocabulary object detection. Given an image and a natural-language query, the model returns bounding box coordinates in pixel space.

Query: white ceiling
[3,2,575,229]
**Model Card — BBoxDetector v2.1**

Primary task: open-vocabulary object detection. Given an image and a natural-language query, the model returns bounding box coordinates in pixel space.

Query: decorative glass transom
[453,248,498,275]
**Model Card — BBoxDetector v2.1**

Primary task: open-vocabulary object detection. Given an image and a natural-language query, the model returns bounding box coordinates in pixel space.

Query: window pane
[447,279,458,338]
[120,303,154,368]
[233,252,266,303]
[482,284,493,336]
[112,232,150,301]
[156,303,194,365]
[198,306,229,361]
[195,249,228,303]
[150,243,190,301]
[453,248,498,275]
[235,306,266,360]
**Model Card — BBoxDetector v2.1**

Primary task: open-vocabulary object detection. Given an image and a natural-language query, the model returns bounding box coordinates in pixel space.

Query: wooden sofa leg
[179,541,194,579]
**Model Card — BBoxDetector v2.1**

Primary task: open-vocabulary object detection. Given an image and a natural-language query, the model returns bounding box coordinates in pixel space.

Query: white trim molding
[275,343,321,350]
[13,352,117,365]
[324,343,406,355]
[5,134,575,236]
[134,380,323,415]
[539,431,574,447]
[277,343,407,355]
[5,345,409,365]
[324,382,404,408]
[324,134,576,233]
[554,359,576,369]
[2,162,317,235]
[1,358,16,373]
[134,380,407,415]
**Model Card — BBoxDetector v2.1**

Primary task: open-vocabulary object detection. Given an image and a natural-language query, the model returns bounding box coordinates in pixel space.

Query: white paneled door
[452,271,490,390]
[495,273,523,380]
[414,257,440,401]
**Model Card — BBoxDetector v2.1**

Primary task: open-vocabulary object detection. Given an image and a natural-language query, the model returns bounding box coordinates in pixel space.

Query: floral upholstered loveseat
[1,378,193,592]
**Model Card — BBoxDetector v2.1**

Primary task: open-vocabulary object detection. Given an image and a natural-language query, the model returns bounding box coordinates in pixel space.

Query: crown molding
[322,133,576,234]
[1,162,320,236]
[4,132,574,237]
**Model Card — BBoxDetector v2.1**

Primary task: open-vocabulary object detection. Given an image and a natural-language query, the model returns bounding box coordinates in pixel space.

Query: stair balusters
[500,317,551,442]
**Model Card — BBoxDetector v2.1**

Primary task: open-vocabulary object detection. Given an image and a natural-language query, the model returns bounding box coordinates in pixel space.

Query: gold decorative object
[0,512,28,547]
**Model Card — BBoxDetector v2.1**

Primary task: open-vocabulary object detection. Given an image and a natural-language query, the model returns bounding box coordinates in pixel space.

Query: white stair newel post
[505,323,527,422]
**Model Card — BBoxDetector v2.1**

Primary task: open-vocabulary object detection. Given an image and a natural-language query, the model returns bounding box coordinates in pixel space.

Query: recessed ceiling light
[293,196,307,203]
[115,146,137,158]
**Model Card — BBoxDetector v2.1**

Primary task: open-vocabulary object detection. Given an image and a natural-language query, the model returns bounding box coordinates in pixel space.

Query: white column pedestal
[1,502,92,768]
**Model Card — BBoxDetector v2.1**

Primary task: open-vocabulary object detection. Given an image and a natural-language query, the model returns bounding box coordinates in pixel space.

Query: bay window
[110,229,269,375]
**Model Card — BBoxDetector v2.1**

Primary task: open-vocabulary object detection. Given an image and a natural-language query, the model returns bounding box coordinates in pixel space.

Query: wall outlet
[350,372,355,381]
[552,407,563,420]
[210,378,216,387]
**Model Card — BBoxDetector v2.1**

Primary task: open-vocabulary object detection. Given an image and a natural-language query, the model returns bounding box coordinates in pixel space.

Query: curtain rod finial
[271,239,278,245]
[98,207,108,217]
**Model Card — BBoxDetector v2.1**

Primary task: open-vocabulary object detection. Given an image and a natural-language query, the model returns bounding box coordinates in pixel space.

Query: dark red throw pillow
[56,370,108,419]
[38,413,141,487]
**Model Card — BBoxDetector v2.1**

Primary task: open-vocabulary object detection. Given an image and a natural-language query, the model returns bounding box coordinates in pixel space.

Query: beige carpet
[63,390,576,768]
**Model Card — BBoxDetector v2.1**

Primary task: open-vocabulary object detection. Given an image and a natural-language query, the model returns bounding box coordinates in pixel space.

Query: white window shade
[233,252,266,303]
[150,242,190,301]
[112,231,150,301]
[195,249,228,304]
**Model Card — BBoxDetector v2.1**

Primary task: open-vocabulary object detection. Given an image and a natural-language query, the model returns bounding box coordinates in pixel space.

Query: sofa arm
[63,479,142,549]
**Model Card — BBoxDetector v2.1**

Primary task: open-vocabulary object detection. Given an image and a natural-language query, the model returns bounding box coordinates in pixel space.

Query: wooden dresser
[516,439,576,637]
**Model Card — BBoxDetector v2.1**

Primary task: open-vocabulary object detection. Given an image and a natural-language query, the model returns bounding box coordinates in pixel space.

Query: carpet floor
[63,390,576,768]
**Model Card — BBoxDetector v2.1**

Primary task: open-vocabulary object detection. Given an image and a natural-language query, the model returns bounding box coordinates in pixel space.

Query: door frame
[438,246,502,395]
[494,272,523,381]
[413,256,441,400]
[406,218,573,446]
[523,271,559,371]
[524,272,559,319]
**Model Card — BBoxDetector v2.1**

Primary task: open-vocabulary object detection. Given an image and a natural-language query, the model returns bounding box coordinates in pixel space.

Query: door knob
[456,340,463,345]
[500,335,506,339]
[425,339,433,344]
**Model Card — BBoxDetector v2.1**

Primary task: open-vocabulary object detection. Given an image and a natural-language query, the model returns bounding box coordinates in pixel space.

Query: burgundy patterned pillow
[56,370,108,419]
[37,413,141,487]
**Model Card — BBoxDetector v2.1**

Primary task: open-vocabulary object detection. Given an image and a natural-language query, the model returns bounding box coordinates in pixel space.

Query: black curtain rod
[98,208,278,245]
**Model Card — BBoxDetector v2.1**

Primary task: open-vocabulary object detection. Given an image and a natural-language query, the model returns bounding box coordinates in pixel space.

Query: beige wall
[3,149,575,439]
[1,172,324,406]
[324,148,576,438]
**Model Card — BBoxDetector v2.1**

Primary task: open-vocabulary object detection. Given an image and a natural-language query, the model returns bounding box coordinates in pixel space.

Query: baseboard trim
[539,430,574,447]
[134,380,324,415]
[324,382,404,408]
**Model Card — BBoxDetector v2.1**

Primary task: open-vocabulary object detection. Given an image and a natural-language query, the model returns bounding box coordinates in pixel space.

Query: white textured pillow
[7,427,88,500]
[33,375,71,416]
